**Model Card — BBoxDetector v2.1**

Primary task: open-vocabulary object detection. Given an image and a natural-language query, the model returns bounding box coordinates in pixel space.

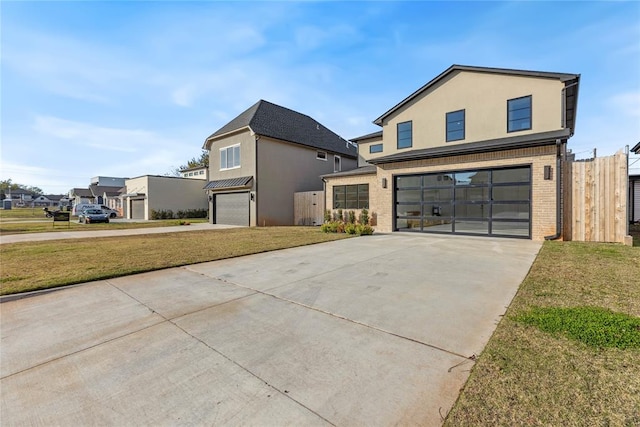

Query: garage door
[395,166,531,238]
[215,192,249,226]
[131,199,145,219]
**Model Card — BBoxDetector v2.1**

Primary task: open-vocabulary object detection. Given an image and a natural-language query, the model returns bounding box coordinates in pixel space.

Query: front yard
[445,241,640,426]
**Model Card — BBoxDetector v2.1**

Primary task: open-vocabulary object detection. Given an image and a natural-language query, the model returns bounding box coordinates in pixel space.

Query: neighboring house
[180,166,208,180]
[4,189,34,207]
[630,142,640,224]
[203,100,358,226]
[33,194,72,208]
[323,64,580,240]
[120,175,208,220]
[91,176,127,187]
[69,188,95,206]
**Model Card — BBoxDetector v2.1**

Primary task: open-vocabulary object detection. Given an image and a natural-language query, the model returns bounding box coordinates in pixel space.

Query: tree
[0,179,44,199]
[168,150,209,176]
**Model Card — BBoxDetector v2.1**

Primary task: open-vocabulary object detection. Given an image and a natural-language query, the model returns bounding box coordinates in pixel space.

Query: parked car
[99,205,119,218]
[78,209,110,224]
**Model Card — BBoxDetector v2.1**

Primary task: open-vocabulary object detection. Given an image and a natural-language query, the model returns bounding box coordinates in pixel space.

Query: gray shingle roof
[204,176,253,190]
[205,100,357,158]
[350,131,383,142]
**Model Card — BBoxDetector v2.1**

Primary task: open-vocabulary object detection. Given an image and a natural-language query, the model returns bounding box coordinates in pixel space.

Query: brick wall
[324,146,560,240]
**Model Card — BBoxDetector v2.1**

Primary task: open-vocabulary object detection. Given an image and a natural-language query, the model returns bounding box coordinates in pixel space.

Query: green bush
[356,224,374,235]
[359,208,370,225]
[348,210,356,224]
[324,209,332,222]
[345,222,357,234]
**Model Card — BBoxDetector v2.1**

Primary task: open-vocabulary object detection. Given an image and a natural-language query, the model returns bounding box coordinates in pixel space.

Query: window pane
[396,218,422,231]
[493,203,530,219]
[492,185,530,201]
[346,185,358,209]
[397,176,421,188]
[424,203,452,217]
[396,190,421,203]
[455,187,489,201]
[493,168,530,183]
[508,118,531,132]
[423,174,454,187]
[358,184,369,209]
[333,186,346,209]
[423,188,453,202]
[369,144,383,153]
[423,218,452,232]
[455,203,490,218]
[396,204,421,217]
[455,220,488,234]
[447,110,464,122]
[508,96,531,111]
[492,221,529,236]
[456,171,489,185]
[508,96,531,132]
[220,150,227,169]
[397,121,412,148]
[447,130,464,141]
[233,146,240,167]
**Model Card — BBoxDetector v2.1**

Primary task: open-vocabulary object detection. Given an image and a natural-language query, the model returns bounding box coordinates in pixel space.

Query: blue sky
[2,1,639,194]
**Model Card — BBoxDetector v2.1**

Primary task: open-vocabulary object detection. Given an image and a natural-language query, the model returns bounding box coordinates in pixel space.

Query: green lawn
[445,241,640,426]
[0,227,351,295]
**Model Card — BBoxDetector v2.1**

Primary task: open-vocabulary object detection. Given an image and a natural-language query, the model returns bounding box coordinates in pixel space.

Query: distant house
[203,100,358,226]
[120,175,208,220]
[323,64,580,240]
[5,189,35,207]
[180,166,208,180]
[33,194,72,208]
[630,142,640,223]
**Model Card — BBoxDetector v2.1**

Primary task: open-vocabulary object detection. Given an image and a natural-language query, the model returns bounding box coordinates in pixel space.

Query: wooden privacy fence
[565,150,628,243]
[294,191,324,226]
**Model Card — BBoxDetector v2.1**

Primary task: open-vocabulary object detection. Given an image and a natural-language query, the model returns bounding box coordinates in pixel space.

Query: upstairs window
[508,95,532,132]
[220,144,241,170]
[317,151,327,160]
[369,144,383,153]
[334,155,341,172]
[446,110,465,142]
[397,121,413,149]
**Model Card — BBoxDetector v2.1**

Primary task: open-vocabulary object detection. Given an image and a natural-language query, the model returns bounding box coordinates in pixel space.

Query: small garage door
[215,192,249,226]
[131,199,145,219]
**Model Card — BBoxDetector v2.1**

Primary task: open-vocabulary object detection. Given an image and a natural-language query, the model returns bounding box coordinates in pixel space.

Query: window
[333,184,369,209]
[199,170,204,175]
[220,144,241,170]
[369,144,383,153]
[508,95,532,132]
[446,110,465,142]
[397,121,412,149]
[334,155,341,172]
[317,151,327,160]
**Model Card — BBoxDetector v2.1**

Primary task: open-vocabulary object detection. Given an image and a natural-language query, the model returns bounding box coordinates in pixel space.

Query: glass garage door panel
[395,166,531,238]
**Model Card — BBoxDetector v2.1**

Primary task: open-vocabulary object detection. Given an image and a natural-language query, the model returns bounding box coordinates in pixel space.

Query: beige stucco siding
[356,135,384,166]
[208,130,257,181]
[124,176,208,220]
[376,71,565,160]
[257,136,357,226]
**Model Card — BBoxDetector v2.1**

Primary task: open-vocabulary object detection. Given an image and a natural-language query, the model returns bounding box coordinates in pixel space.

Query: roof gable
[373,64,580,134]
[205,100,357,158]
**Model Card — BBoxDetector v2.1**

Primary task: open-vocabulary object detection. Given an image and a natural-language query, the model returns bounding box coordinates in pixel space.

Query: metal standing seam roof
[204,176,253,190]
[204,100,357,158]
[373,64,580,135]
[321,165,377,179]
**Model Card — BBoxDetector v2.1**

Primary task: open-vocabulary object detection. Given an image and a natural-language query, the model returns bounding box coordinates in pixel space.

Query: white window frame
[220,144,241,170]
[317,151,327,161]
[334,155,341,173]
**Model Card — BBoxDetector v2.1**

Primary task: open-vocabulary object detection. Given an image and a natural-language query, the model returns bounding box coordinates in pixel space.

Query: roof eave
[203,126,253,150]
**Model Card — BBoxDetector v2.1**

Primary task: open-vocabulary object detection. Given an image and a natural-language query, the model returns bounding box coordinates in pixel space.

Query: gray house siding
[256,137,357,226]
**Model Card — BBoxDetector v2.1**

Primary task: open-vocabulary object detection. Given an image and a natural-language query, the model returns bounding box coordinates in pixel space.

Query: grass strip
[445,241,640,426]
[0,227,351,295]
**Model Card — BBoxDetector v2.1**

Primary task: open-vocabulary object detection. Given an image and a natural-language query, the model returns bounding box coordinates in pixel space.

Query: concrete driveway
[0,233,541,426]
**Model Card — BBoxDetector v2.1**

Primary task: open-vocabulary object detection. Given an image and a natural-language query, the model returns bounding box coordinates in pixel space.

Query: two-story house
[324,65,580,240]
[203,100,358,226]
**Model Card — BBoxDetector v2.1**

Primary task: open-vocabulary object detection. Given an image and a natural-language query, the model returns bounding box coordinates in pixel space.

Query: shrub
[345,222,357,234]
[347,210,356,224]
[324,209,332,222]
[359,208,370,225]
[321,221,340,233]
[356,224,374,235]
[336,209,343,222]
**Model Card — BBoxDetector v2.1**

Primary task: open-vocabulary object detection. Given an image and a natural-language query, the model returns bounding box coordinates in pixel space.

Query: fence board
[568,151,628,243]
[294,191,324,226]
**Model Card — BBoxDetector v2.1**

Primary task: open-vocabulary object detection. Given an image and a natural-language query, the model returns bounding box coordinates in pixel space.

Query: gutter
[544,139,563,240]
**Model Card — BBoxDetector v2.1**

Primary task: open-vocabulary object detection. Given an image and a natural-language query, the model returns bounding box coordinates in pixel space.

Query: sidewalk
[0,223,240,244]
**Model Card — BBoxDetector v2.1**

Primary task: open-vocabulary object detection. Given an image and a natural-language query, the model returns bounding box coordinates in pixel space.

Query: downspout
[321,177,327,223]
[544,139,563,240]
